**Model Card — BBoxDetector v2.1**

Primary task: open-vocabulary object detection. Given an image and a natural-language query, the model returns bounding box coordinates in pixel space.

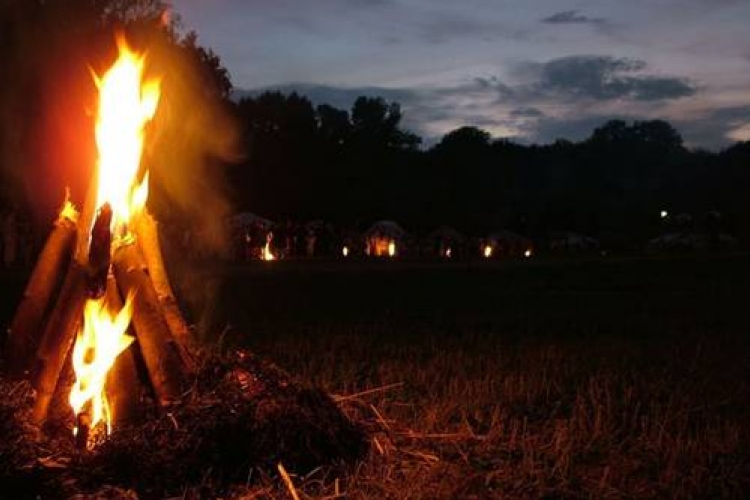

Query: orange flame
[58,188,79,223]
[69,296,134,442]
[262,232,276,261]
[94,34,160,239]
[262,241,276,261]
[483,245,493,258]
[69,34,160,444]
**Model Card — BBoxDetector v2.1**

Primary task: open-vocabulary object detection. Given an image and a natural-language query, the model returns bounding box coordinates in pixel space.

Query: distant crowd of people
[230,219,339,261]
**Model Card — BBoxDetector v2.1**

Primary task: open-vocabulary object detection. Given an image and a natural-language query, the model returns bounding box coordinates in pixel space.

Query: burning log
[112,242,188,408]
[135,210,195,370]
[87,204,112,299]
[5,207,78,377]
[105,274,143,428]
[75,411,93,450]
[30,262,87,425]
[31,204,116,425]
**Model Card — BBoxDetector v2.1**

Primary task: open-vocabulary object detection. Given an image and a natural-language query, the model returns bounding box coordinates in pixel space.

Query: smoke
[131,28,244,339]
[143,30,244,259]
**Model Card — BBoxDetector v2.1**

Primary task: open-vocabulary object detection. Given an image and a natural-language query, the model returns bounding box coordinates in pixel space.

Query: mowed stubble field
[3,253,750,498]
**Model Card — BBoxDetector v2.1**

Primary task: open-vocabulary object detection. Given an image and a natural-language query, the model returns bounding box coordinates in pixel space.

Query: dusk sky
[172,0,750,149]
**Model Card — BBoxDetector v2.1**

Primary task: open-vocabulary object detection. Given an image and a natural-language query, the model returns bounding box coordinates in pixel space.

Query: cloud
[233,55,717,148]
[472,76,515,100]
[523,55,696,101]
[416,10,507,44]
[510,107,545,118]
[541,10,606,25]
[677,105,750,150]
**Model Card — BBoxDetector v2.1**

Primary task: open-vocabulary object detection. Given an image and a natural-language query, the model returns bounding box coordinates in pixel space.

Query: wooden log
[112,242,187,409]
[135,211,194,370]
[87,203,112,299]
[105,274,144,427]
[30,261,87,425]
[31,205,115,425]
[5,214,77,377]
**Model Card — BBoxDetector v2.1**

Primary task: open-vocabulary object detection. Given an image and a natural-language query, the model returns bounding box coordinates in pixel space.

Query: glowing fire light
[68,34,160,443]
[524,249,532,258]
[263,242,275,260]
[483,245,493,258]
[262,233,276,261]
[445,248,452,258]
[660,210,668,219]
[94,34,160,238]
[388,241,396,257]
[69,296,134,442]
[59,188,79,223]
[342,246,349,257]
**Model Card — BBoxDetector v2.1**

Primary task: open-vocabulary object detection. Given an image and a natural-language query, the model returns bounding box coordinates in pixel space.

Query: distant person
[306,229,316,257]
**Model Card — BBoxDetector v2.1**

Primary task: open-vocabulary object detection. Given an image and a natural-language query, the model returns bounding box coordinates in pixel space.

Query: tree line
[230,92,750,244]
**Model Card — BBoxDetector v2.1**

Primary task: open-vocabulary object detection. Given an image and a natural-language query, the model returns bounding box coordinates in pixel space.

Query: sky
[172,0,750,149]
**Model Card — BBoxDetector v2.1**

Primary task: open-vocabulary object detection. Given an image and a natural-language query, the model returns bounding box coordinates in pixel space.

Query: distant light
[388,241,396,257]
[445,248,452,258]
[483,245,493,258]
[342,246,349,257]
[660,210,668,219]
[524,249,532,258]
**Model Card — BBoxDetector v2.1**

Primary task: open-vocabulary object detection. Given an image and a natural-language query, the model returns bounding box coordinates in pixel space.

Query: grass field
[2,254,750,498]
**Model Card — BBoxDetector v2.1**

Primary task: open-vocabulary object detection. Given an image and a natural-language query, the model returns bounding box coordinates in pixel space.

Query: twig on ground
[332,382,404,403]
[278,462,301,500]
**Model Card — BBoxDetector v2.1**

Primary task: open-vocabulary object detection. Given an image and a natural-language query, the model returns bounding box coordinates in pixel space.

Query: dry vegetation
[2,254,750,498]
[206,255,750,499]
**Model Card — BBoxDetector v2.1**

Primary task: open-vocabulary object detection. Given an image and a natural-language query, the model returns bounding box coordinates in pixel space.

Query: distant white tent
[485,230,534,257]
[647,232,738,251]
[229,212,274,231]
[550,232,599,251]
[365,220,407,239]
[364,220,407,257]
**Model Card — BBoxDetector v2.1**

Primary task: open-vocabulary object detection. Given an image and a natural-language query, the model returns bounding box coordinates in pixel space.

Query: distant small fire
[262,232,276,261]
[483,245,493,258]
[388,241,396,257]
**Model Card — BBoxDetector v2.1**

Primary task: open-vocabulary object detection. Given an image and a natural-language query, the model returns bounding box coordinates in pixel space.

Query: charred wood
[30,262,87,425]
[135,211,194,371]
[5,214,77,377]
[86,204,112,299]
[112,243,188,409]
[105,274,144,428]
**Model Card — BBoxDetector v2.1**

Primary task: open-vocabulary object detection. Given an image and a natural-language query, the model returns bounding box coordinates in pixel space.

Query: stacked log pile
[4,201,191,431]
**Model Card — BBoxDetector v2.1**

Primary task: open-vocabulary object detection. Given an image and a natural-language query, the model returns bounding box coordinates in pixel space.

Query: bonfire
[1,34,365,497]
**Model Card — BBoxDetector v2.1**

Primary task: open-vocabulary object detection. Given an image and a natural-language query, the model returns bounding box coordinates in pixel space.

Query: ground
[2,253,750,498]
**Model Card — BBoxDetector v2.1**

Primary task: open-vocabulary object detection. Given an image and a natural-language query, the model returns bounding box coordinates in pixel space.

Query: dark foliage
[231,91,750,243]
